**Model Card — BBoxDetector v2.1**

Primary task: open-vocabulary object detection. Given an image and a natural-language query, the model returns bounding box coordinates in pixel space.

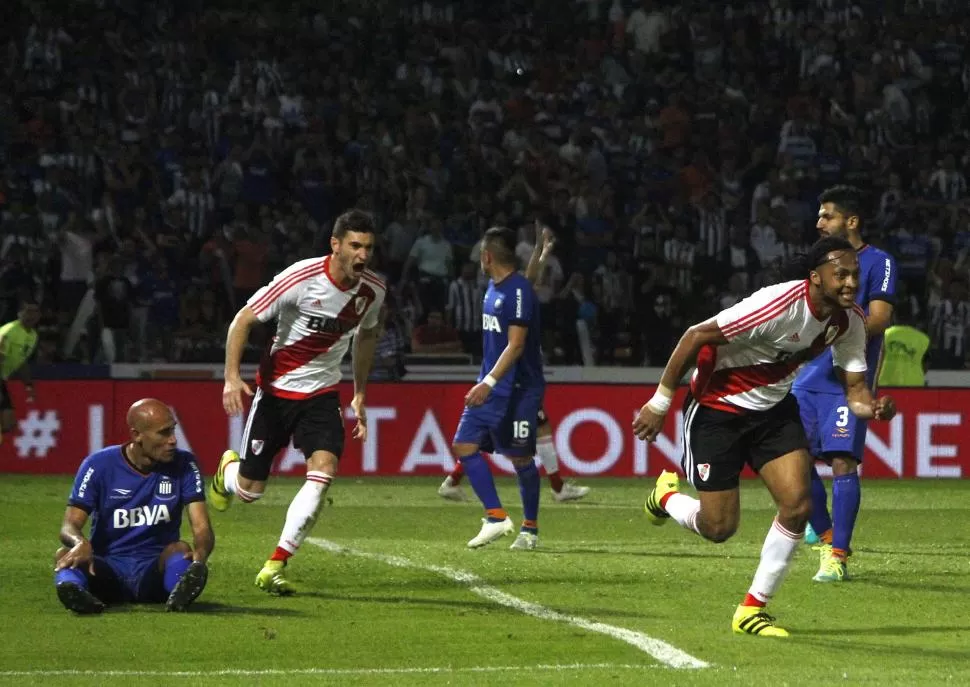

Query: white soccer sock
[535,436,559,475]
[277,472,333,555]
[223,460,241,494]
[665,493,702,535]
[747,518,803,604]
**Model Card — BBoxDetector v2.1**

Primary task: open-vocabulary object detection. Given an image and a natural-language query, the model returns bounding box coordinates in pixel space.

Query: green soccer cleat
[256,560,296,596]
[644,470,680,525]
[812,545,848,582]
[208,450,239,512]
[732,605,790,638]
[804,523,820,545]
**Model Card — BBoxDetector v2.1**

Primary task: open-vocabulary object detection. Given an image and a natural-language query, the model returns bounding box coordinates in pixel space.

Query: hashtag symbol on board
[14,410,61,459]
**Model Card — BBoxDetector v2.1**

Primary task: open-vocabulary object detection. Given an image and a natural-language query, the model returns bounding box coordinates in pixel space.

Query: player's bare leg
[454,441,514,547]
[256,450,336,595]
[535,418,590,502]
[159,541,209,611]
[53,547,105,615]
[731,449,812,637]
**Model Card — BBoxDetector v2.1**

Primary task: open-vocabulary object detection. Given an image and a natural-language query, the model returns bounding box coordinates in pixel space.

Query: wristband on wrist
[483,374,498,388]
[646,384,674,414]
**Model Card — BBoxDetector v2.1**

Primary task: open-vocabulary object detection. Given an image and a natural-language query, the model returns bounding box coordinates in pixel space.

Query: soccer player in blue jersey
[452,226,546,550]
[54,399,214,614]
[792,185,896,582]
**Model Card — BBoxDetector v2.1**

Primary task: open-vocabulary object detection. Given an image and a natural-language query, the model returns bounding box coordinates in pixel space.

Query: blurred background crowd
[2,0,970,372]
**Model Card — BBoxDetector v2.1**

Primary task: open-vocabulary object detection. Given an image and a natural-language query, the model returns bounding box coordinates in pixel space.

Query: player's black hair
[819,185,866,224]
[482,226,517,266]
[782,236,855,280]
[332,209,376,240]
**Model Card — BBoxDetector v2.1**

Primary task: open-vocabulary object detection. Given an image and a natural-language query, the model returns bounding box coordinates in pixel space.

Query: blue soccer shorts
[83,554,167,604]
[453,386,543,457]
[793,389,867,461]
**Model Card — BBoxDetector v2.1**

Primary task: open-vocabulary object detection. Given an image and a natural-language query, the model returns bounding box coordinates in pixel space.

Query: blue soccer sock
[831,472,861,560]
[809,465,833,539]
[460,453,505,519]
[55,567,88,589]
[515,460,540,533]
[162,552,192,594]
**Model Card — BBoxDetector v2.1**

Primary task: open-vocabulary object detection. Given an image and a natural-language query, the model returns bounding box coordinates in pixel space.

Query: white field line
[307,538,710,670]
[0,664,660,678]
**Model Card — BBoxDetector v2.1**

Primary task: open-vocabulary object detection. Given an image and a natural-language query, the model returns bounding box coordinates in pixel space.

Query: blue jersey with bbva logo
[794,244,897,393]
[67,445,206,559]
[480,272,544,396]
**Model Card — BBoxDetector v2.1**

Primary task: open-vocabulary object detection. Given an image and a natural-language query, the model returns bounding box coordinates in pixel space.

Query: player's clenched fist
[872,396,895,421]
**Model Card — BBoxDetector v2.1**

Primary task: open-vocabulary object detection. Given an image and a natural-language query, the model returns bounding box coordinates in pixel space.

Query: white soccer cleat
[438,476,468,502]
[553,481,590,502]
[467,517,514,548]
[509,531,539,551]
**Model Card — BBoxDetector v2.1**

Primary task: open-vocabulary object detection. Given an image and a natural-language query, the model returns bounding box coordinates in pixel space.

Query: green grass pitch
[1,476,969,686]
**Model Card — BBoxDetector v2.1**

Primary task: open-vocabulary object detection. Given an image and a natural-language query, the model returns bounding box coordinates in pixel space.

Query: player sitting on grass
[54,399,214,614]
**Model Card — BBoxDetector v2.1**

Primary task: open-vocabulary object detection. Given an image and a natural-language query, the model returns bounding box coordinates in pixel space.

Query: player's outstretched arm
[838,369,896,421]
[523,221,554,285]
[634,319,729,441]
[185,501,215,564]
[222,306,258,415]
[56,506,95,575]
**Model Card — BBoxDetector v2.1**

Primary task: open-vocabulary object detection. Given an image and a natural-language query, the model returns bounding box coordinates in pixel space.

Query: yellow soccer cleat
[644,470,680,525]
[813,544,848,582]
[207,450,239,512]
[732,604,790,638]
[255,560,296,596]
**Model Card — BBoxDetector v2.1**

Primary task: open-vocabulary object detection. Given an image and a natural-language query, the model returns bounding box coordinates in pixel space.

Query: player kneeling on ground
[54,399,214,614]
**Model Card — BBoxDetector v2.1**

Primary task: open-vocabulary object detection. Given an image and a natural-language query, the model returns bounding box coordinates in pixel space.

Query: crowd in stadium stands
[2,0,970,371]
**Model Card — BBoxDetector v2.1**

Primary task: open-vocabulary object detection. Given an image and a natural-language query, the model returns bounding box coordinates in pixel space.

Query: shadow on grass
[849,573,970,595]
[109,601,309,617]
[792,634,970,662]
[856,546,970,558]
[536,547,760,561]
[301,591,650,620]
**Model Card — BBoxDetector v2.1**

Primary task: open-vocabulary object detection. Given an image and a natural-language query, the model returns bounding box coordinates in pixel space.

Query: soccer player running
[792,185,896,582]
[452,226,546,550]
[634,236,896,638]
[210,209,385,594]
[0,299,41,446]
[439,224,589,503]
[54,399,214,614]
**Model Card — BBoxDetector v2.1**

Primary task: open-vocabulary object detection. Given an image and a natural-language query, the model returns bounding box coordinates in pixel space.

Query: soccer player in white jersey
[208,209,385,595]
[633,236,896,638]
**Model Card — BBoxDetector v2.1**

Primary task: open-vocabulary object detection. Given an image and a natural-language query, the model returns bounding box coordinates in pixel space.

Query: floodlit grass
[1,476,969,686]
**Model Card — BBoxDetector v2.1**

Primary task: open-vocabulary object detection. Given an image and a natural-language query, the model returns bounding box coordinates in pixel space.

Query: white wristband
[483,375,498,388]
[646,384,674,414]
